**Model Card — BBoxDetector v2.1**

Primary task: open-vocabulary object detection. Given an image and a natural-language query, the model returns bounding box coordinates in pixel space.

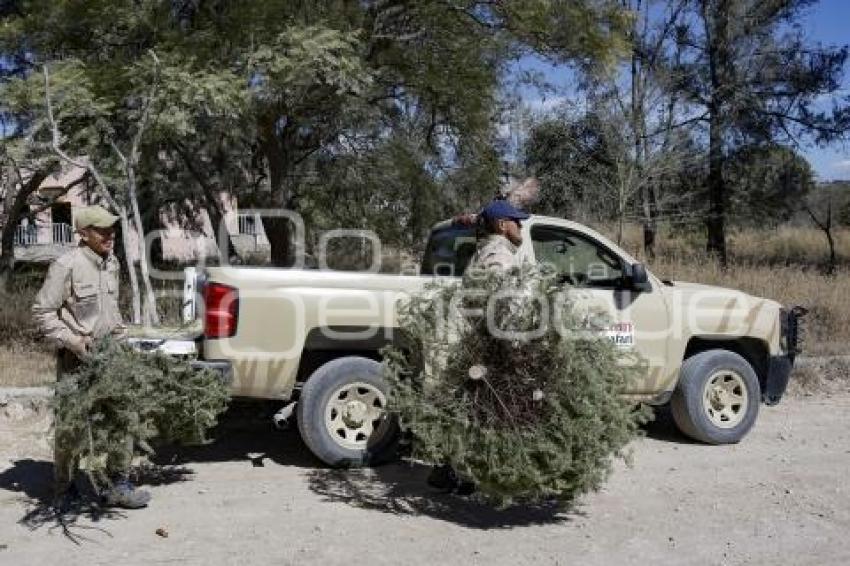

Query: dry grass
[0,344,54,387]
[610,223,850,268]
[0,285,55,387]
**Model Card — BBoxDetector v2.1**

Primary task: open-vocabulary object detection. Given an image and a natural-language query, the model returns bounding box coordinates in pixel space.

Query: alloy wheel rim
[702,369,748,429]
[324,381,389,450]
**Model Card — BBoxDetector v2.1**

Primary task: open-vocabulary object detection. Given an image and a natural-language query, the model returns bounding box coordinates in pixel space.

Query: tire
[296,356,399,467]
[670,349,760,444]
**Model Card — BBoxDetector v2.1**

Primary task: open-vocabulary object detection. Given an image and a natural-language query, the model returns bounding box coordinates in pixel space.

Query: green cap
[74,205,119,230]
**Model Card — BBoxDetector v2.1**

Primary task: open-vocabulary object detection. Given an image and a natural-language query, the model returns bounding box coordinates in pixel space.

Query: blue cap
[479,199,530,222]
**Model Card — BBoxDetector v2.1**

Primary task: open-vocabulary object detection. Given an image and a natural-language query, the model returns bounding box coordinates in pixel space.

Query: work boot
[53,483,82,514]
[427,464,459,492]
[426,464,476,495]
[100,480,151,509]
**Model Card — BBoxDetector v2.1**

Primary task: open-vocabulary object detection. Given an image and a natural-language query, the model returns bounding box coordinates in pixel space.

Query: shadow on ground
[0,459,121,544]
[306,463,579,530]
[304,406,698,529]
[643,405,700,445]
[0,403,282,544]
[0,401,693,536]
[150,401,319,470]
[158,402,577,529]
[0,458,195,544]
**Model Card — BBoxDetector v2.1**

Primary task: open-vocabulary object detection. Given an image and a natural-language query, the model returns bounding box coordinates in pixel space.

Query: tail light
[204,282,239,338]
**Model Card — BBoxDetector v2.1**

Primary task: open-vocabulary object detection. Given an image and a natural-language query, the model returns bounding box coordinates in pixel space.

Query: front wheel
[670,349,760,444]
[297,356,399,467]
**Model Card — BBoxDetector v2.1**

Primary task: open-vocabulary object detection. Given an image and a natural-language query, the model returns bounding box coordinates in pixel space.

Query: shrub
[53,339,230,488]
[384,265,651,507]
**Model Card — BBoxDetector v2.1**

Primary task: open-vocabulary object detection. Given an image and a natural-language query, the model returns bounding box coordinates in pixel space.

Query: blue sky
[798,0,850,180]
[513,0,850,181]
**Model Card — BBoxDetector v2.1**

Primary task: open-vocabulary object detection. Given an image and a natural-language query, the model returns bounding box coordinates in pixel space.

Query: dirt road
[1,390,849,566]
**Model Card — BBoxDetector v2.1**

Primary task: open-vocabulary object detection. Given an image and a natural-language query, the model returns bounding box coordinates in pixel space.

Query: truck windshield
[421,225,478,276]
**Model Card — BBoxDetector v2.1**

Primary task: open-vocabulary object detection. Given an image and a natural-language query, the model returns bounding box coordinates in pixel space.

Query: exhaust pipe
[272,401,297,430]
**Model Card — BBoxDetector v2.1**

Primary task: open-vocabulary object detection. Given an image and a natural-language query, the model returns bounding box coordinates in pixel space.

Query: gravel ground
[0,390,849,566]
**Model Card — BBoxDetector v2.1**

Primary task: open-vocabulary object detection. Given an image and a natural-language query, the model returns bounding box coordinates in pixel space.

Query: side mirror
[626,263,652,292]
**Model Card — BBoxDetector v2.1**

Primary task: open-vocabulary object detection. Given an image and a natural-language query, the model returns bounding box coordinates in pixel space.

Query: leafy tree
[724,144,814,225]
[1,0,634,274]
[524,112,618,220]
[668,0,850,265]
[524,104,688,248]
[577,0,691,256]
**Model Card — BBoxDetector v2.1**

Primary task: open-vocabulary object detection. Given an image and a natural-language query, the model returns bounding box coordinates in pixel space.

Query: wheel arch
[684,336,770,391]
[295,325,408,385]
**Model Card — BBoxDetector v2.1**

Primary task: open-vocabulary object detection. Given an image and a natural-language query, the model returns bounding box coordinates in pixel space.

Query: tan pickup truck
[187,215,803,466]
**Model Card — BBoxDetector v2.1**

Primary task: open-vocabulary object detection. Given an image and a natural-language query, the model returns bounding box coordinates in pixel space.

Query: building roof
[38,163,88,192]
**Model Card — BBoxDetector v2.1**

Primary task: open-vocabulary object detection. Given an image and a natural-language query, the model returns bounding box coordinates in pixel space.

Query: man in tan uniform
[429,199,531,494]
[467,199,529,271]
[33,205,150,509]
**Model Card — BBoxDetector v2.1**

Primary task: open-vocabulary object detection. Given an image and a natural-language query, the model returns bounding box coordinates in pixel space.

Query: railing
[14,225,37,246]
[237,213,262,236]
[53,223,72,244]
[13,222,73,246]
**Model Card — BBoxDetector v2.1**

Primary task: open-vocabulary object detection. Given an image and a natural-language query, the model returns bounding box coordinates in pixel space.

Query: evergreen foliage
[53,339,229,488]
[384,265,651,507]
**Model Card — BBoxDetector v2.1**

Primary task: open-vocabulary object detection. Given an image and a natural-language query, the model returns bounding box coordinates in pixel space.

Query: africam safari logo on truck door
[606,322,635,348]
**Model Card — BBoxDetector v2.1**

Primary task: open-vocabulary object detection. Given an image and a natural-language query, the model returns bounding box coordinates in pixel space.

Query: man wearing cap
[33,205,151,510]
[428,199,531,494]
[467,199,530,271]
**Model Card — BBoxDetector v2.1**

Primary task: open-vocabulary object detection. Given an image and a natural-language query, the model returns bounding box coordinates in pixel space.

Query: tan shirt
[468,234,520,271]
[32,246,126,350]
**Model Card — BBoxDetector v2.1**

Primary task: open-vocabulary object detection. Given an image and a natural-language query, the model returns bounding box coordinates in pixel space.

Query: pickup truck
[186,215,804,467]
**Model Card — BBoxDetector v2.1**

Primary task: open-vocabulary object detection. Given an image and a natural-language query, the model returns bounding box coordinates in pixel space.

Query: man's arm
[481,249,516,271]
[32,260,85,352]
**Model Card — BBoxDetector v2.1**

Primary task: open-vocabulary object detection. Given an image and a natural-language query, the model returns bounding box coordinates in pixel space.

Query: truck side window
[421,225,478,276]
[531,226,624,288]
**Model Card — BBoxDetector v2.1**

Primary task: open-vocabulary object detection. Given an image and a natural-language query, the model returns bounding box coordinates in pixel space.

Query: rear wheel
[297,356,398,467]
[670,349,760,444]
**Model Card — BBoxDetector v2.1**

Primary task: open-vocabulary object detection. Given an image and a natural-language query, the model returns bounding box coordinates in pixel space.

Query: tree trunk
[258,116,294,267]
[702,0,730,267]
[826,229,836,275]
[126,165,160,326]
[627,0,660,260]
[172,142,238,261]
[705,112,727,266]
[807,202,836,276]
[116,206,142,325]
[0,170,49,291]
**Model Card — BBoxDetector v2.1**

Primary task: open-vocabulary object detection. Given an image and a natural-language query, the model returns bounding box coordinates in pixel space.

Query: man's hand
[452,213,478,226]
[67,335,93,358]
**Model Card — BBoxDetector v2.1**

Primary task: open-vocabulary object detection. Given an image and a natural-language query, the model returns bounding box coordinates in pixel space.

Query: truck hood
[669,280,782,309]
[666,280,783,346]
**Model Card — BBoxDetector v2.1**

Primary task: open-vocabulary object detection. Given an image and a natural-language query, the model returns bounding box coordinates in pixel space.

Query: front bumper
[763,306,807,406]
[764,356,793,405]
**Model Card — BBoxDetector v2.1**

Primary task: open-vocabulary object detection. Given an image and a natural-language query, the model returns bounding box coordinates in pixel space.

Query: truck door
[530,224,671,395]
